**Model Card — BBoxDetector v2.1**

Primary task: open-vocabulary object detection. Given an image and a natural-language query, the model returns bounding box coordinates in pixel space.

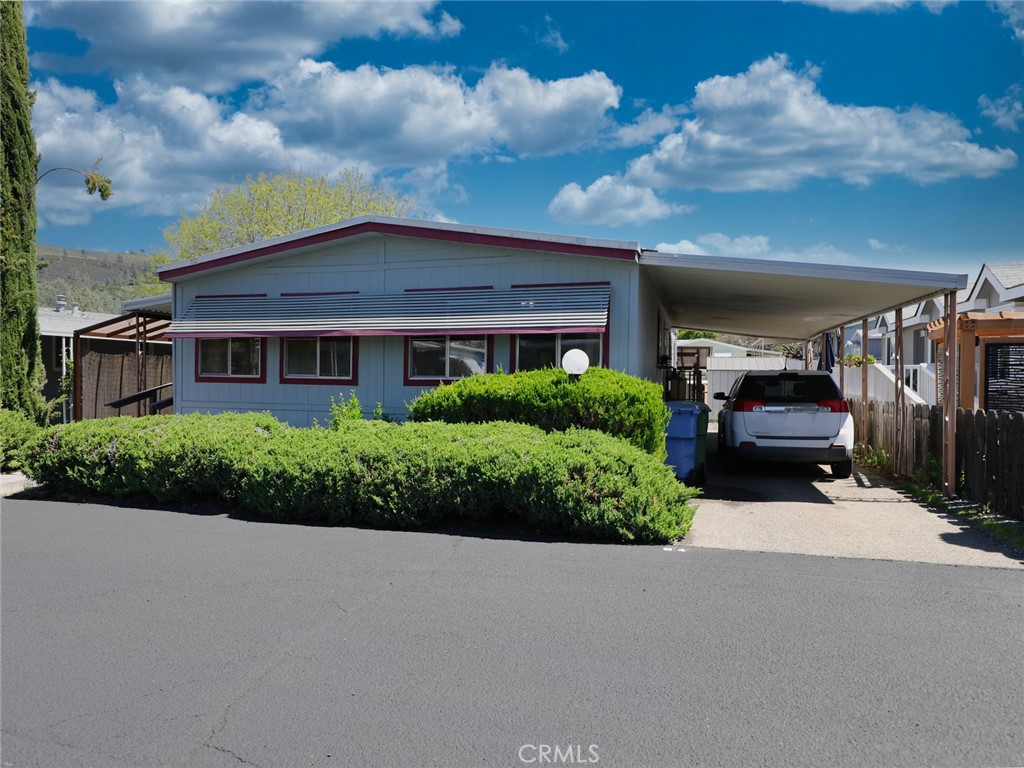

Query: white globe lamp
[561,348,590,378]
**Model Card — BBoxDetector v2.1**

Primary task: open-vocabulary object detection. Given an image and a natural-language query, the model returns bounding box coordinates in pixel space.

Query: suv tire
[831,460,853,479]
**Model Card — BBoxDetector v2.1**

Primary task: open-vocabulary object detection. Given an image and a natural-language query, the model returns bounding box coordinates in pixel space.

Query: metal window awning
[164,285,611,338]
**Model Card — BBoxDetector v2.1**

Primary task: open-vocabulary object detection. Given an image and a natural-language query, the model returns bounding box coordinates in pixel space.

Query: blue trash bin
[665,401,710,484]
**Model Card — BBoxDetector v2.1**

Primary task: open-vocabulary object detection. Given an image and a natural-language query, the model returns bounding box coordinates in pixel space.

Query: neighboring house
[37,295,173,422]
[675,337,784,360]
[37,298,117,421]
[158,217,672,426]
[963,263,1024,313]
[846,261,1024,406]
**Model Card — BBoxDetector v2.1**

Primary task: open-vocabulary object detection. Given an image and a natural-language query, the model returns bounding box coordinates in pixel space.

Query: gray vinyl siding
[634,266,665,384]
[171,234,642,426]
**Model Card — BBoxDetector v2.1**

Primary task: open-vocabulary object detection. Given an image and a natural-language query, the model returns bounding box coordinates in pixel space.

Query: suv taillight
[817,399,850,413]
[733,399,765,412]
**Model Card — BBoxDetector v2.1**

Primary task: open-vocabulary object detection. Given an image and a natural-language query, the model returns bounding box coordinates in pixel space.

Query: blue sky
[24,0,1024,277]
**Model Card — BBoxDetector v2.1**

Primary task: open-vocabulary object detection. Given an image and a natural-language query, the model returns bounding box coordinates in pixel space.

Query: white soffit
[640,252,968,341]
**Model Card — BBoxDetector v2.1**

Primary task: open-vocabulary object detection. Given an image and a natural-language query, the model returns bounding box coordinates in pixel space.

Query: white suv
[714,370,854,478]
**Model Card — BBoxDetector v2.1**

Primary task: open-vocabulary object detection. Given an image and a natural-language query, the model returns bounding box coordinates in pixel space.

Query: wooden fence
[79,351,173,420]
[849,398,1023,521]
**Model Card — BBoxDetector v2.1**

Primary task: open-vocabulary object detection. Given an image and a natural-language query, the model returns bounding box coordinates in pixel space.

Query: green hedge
[24,412,285,502]
[407,367,671,458]
[0,408,41,471]
[23,413,697,543]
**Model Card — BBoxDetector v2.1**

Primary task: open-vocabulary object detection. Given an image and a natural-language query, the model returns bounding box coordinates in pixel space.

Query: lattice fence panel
[984,343,1024,412]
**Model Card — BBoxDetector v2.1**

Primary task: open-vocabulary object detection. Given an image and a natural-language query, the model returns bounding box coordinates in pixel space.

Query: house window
[409,335,487,380]
[197,338,264,380]
[516,333,603,371]
[283,337,355,382]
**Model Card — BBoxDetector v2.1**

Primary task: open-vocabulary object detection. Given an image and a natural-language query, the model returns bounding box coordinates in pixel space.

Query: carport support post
[860,318,869,447]
[894,308,905,475]
[942,290,958,497]
[838,327,845,392]
[958,318,976,410]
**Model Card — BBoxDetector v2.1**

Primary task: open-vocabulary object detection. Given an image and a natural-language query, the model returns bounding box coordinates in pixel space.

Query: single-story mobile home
[159,217,672,425]
[156,215,968,429]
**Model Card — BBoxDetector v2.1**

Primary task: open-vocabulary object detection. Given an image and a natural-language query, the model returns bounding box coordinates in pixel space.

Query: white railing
[881,363,938,406]
[838,363,928,406]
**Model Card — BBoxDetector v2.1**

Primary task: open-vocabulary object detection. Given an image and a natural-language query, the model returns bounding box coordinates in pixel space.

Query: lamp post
[561,348,590,382]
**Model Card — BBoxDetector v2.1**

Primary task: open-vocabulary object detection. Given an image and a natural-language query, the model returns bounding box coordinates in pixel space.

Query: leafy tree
[1,1,46,422]
[164,170,418,262]
[676,329,718,341]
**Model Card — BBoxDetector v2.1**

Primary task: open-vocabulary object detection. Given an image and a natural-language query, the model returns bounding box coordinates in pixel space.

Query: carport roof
[640,251,968,342]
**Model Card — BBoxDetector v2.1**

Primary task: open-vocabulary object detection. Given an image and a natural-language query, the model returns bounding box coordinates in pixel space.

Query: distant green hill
[36,245,168,315]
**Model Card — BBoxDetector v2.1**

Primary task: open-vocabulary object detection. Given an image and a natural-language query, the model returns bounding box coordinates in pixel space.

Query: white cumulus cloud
[252,61,622,163]
[26,0,462,93]
[33,76,300,226]
[980,85,1024,131]
[654,239,709,255]
[623,54,1016,192]
[990,0,1024,42]
[798,0,955,13]
[656,231,860,264]
[614,105,686,148]
[696,233,772,259]
[539,15,569,53]
[31,60,627,227]
[548,175,691,226]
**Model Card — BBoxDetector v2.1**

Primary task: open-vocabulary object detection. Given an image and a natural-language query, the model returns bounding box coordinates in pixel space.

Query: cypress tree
[1,0,46,423]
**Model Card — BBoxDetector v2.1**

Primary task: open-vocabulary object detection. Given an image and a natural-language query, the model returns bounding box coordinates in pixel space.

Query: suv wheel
[831,460,853,479]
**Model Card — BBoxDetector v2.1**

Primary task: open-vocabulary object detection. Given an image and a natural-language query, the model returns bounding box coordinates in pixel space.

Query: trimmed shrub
[240,420,696,541]
[407,367,671,457]
[0,408,41,471]
[23,412,285,502]
[23,413,697,543]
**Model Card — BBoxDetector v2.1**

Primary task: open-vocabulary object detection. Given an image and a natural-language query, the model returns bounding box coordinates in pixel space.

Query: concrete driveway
[683,424,1024,569]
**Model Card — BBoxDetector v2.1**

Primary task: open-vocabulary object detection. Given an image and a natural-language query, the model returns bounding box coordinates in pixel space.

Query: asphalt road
[2,498,1022,768]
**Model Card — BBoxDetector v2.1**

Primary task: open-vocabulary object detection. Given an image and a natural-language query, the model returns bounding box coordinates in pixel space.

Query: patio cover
[639,252,968,341]
[74,310,172,343]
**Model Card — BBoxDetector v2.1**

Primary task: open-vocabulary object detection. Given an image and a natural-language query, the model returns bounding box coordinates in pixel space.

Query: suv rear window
[736,374,841,403]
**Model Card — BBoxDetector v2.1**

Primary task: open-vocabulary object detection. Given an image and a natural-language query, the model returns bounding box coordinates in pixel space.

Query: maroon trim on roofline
[510,281,612,289]
[160,222,638,280]
[279,290,359,297]
[278,337,359,387]
[195,293,267,299]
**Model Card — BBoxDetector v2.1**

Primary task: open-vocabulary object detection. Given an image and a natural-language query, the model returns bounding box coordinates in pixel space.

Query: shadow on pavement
[698,425,837,505]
